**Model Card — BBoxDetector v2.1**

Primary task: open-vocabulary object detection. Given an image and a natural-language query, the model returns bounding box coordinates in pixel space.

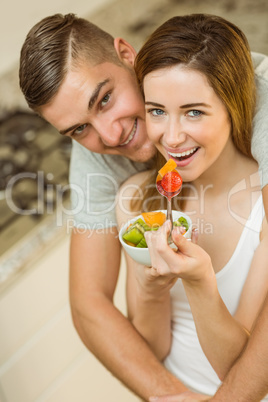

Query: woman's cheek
[146,122,160,144]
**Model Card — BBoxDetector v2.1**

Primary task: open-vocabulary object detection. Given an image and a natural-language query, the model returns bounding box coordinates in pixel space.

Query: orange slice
[158,159,177,179]
[124,240,136,247]
[142,211,166,227]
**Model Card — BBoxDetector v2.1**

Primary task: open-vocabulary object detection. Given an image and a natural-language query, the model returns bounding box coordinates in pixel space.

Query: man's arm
[69,228,187,401]
[263,184,268,218]
[211,291,268,402]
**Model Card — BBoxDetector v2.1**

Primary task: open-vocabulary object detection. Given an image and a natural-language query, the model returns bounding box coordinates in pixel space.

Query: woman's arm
[126,249,174,360]
[145,219,268,381]
[209,185,268,402]
[116,171,176,360]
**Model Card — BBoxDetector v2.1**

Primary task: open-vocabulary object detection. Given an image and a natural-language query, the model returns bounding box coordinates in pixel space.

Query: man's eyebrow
[59,124,80,136]
[59,78,110,135]
[88,78,110,110]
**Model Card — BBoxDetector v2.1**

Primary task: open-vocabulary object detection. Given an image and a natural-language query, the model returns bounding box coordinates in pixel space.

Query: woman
[116,14,268,400]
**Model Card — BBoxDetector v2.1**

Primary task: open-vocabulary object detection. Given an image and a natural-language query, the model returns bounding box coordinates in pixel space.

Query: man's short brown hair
[19,13,120,111]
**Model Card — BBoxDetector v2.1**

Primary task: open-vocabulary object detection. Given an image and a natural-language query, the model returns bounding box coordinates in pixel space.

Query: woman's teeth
[120,120,137,146]
[169,147,198,160]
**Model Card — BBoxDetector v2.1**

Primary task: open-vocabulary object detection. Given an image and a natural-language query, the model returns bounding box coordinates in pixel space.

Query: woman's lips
[167,146,199,167]
[168,146,198,159]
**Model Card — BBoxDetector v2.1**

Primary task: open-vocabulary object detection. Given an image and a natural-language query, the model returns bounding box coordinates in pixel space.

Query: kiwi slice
[173,216,189,231]
[123,218,148,242]
[136,237,148,248]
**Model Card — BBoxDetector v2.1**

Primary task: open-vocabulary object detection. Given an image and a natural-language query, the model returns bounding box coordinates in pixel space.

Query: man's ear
[114,37,137,67]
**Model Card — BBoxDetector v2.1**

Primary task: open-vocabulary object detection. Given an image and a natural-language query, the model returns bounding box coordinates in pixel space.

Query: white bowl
[119,210,192,266]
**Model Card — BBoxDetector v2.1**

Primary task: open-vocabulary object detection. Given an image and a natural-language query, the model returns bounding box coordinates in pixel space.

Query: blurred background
[0,0,267,401]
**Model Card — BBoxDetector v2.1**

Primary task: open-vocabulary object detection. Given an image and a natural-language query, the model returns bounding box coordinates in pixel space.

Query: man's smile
[120,119,137,146]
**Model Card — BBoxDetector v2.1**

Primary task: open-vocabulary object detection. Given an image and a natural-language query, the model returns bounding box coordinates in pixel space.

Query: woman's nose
[164,121,187,147]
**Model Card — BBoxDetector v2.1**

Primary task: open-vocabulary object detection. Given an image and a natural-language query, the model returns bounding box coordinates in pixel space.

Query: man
[19,13,187,400]
[19,14,268,401]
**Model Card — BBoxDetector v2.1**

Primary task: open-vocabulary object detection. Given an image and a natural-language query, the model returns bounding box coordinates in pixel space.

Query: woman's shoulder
[116,169,155,227]
[121,169,154,189]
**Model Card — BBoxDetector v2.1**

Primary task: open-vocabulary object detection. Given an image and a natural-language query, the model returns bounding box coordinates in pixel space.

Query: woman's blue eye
[150,109,165,116]
[188,110,202,117]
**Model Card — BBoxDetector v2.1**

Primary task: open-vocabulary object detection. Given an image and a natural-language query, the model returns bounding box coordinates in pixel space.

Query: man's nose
[94,119,123,147]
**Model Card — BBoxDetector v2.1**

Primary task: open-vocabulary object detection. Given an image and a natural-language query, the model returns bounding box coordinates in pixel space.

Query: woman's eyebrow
[180,102,211,108]
[145,101,211,108]
[145,101,165,107]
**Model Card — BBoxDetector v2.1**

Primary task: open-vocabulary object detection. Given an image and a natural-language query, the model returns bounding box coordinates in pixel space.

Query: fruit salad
[122,160,186,249]
[122,211,189,248]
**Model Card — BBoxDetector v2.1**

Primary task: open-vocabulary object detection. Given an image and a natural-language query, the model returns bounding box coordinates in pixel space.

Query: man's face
[41,60,156,162]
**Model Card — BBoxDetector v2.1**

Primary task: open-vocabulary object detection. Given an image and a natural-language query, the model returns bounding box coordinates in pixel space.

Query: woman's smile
[167,146,200,167]
[144,64,232,181]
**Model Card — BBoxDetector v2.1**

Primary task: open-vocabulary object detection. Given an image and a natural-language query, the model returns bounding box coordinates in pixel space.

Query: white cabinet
[0,236,139,402]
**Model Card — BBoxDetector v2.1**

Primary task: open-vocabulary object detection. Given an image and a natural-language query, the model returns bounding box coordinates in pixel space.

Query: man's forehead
[62,61,113,91]
[66,61,129,92]
[77,58,123,73]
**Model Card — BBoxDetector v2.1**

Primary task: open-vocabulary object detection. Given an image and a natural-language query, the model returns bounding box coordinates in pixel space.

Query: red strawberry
[161,171,182,193]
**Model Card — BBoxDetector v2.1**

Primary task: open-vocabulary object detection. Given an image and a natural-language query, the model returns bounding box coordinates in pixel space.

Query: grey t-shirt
[252,52,268,189]
[69,141,153,229]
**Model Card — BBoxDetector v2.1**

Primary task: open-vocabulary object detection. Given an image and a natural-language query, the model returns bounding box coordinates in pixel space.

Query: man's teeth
[120,120,137,146]
[169,147,198,158]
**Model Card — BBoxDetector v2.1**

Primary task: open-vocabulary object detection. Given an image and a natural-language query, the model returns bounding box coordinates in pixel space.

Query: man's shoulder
[70,141,153,177]
[252,52,268,81]
[70,141,116,169]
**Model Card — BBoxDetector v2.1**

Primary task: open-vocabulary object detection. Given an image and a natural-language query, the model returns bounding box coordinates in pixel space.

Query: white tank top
[164,195,267,400]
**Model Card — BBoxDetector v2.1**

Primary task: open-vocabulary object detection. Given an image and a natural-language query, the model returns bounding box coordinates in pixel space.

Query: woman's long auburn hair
[131,14,256,214]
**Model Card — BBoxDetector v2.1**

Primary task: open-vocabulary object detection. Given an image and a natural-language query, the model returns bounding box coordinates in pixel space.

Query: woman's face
[143,65,232,182]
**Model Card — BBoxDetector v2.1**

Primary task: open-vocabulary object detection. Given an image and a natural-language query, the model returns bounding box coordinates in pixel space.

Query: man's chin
[124,145,156,162]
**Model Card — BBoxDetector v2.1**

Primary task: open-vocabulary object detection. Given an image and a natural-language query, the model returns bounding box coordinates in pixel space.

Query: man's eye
[73,124,87,136]
[100,93,111,107]
[188,110,202,117]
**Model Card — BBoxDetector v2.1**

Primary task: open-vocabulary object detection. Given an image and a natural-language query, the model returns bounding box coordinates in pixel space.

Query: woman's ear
[114,37,137,67]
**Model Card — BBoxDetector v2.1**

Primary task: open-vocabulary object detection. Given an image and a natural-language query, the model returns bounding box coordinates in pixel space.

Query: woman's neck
[191,139,258,197]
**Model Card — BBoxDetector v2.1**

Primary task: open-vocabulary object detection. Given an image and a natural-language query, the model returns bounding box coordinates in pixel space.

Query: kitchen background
[0,0,267,401]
